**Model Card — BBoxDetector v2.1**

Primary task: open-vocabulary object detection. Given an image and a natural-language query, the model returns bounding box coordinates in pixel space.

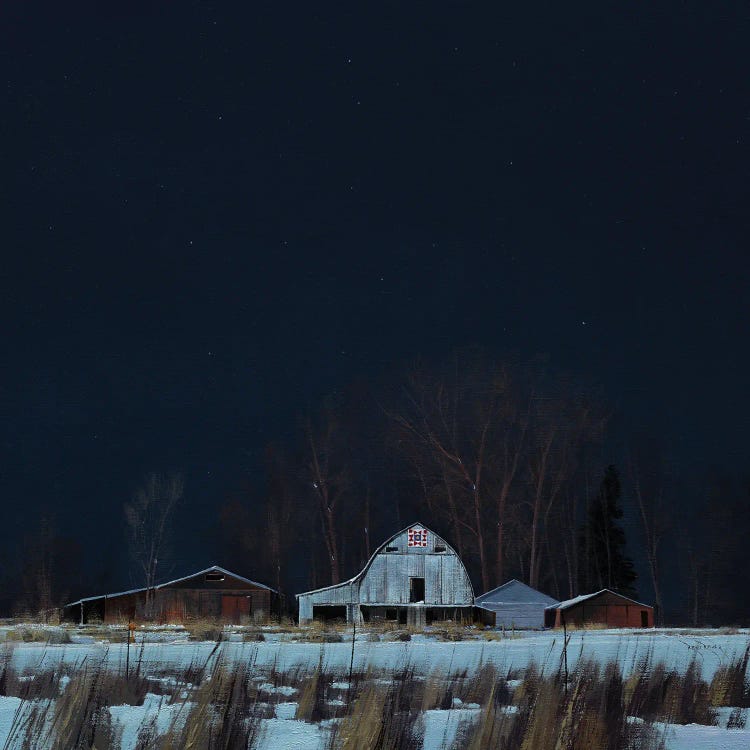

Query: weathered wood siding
[360,527,473,605]
[297,524,474,622]
[71,567,278,625]
[297,582,355,622]
[476,579,559,629]
[548,590,654,628]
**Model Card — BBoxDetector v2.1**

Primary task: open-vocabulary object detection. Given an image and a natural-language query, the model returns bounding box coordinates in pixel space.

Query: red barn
[545,589,654,629]
[63,566,280,625]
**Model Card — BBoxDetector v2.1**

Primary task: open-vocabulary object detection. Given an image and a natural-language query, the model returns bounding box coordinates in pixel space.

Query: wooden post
[348,610,356,703]
[126,621,136,680]
[562,610,569,695]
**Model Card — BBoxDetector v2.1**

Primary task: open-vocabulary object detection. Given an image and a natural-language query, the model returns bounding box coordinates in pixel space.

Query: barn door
[410,577,425,603]
[221,595,251,623]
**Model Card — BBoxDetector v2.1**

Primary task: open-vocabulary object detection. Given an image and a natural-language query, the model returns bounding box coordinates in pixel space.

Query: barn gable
[477,579,558,606]
[545,588,654,628]
[476,579,559,629]
[158,566,276,592]
[296,523,475,626]
[554,589,650,611]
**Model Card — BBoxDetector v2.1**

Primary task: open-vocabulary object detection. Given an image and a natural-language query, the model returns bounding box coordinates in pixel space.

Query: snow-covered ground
[1,626,748,749]
[4,627,748,681]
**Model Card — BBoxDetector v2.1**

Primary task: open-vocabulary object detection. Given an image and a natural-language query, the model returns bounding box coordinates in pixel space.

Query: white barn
[296,523,481,627]
[476,579,559,629]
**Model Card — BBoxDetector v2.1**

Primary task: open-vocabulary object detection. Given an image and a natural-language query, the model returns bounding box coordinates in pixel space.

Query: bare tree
[627,448,669,625]
[678,474,748,626]
[264,452,296,618]
[124,472,183,619]
[389,356,530,593]
[305,408,350,585]
[490,375,529,588]
[527,389,605,590]
[390,366,496,591]
[17,515,81,621]
[20,516,55,620]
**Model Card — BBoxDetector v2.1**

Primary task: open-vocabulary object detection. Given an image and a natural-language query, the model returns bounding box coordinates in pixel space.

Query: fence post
[562,611,569,695]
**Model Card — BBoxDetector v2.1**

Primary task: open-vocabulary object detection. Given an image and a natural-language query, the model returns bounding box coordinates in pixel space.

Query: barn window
[385,608,398,621]
[205,572,225,582]
[434,545,446,553]
[385,546,399,552]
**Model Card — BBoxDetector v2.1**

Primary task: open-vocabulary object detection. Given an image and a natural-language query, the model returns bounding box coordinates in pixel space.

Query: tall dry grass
[1,635,748,749]
[709,643,750,708]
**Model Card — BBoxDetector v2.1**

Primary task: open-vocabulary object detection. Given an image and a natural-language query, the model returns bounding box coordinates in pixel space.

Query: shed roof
[548,589,652,612]
[296,522,465,599]
[64,565,277,607]
[476,579,559,606]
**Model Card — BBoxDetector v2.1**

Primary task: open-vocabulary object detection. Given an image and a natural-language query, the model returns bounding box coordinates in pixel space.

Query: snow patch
[274,702,298,720]
[419,708,480,750]
[255,718,332,750]
[0,696,23,748]
[258,683,297,696]
[657,720,750,749]
[109,693,190,750]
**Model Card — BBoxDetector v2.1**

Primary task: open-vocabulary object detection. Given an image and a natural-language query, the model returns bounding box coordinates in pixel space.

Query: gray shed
[296,523,477,627]
[476,579,559,629]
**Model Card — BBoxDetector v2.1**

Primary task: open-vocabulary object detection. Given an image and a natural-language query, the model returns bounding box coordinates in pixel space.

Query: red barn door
[221,595,251,622]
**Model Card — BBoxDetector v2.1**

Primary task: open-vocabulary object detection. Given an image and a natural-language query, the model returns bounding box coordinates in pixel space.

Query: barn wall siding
[548,590,654,629]
[481,603,547,629]
[476,580,560,630]
[297,524,474,623]
[65,567,278,625]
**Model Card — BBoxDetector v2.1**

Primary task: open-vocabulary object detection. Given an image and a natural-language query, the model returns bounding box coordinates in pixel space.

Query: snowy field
[1,625,749,749]
[4,626,748,681]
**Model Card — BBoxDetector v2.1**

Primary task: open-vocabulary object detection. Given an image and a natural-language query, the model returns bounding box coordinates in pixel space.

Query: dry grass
[562,621,611,631]
[466,684,516,750]
[165,661,265,749]
[2,626,72,644]
[52,670,117,749]
[182,618,226,641]
[1,634,744,750]
[709,644,750,707]
[296,620,347,643]
[625,657,717,725]
[461,659,658,750]
[459,663,513,707]
[336,682,390,749]
[336,667,422,750]
[421,669,448,711]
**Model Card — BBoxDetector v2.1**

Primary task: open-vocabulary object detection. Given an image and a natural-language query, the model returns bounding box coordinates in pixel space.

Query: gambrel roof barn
[297,523,486,627]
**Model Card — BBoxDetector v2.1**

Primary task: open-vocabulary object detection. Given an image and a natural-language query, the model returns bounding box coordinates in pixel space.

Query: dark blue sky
[1,2,748,577]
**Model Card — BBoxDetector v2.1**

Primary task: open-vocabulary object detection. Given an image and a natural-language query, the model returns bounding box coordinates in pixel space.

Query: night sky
[2,3,749,584]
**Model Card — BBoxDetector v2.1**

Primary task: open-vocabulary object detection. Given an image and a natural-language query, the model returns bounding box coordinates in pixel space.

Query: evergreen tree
[579,465,637,596]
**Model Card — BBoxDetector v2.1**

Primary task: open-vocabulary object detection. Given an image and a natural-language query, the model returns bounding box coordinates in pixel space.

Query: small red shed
[545,589,654,629]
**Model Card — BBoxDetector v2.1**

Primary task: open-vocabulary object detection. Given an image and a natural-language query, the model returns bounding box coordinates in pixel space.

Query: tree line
[4,351,750,626]
[215,351,750,626]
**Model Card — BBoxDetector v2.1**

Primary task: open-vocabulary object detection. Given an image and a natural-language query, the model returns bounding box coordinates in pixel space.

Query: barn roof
[64,565,278,607]
[476,579,559,606]
[296,522,467,599]
[548,589,652,611]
